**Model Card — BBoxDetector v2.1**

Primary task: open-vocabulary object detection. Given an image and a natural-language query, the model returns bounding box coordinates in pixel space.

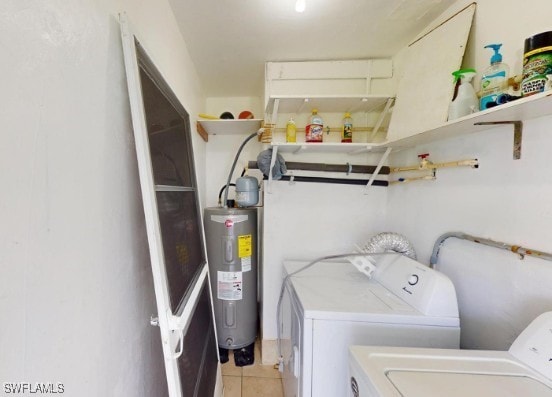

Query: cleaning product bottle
[286,117,296,143]
[448,69,478,120]
[305,109,323,142]
[480,44,510,110]
[341,112,353,142]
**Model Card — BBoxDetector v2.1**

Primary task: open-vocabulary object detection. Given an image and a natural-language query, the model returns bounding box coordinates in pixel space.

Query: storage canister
[522,31,552,96]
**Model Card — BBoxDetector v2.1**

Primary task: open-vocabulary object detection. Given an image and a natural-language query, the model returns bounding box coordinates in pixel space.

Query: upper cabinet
[264,60,396,145]
[265,59,394,112]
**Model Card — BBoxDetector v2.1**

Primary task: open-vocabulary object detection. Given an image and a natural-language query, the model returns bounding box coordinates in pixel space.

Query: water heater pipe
[430,232,552,268]
[223,129,264,208]
[390,158,478,173]
[390,173,436,185]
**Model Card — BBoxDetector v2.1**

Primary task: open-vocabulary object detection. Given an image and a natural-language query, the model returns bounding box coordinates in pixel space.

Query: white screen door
[119,14,218,396]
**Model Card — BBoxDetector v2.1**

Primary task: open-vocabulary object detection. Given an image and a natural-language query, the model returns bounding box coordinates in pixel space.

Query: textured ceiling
[169,0,457,97]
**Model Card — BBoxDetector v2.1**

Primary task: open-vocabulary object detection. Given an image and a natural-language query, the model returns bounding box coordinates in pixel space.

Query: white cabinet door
[387,4,476,141]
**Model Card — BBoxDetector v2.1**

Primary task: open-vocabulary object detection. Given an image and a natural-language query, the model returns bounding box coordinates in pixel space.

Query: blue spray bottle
[480,44,510,110]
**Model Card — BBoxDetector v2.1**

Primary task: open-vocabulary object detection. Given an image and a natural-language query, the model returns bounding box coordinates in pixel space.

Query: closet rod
[248,161,390,175]
[262,175,388,187]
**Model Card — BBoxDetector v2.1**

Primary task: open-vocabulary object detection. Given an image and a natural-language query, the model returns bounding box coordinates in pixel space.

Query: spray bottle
[448,69,478,120]
[480,44,510,110]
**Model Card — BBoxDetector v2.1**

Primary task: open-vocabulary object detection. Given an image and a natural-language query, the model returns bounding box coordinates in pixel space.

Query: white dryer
[348,311,552,397]
[280,254,460,397]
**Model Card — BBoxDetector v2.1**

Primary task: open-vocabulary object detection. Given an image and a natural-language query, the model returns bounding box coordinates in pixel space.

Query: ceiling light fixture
[295,0,306,13]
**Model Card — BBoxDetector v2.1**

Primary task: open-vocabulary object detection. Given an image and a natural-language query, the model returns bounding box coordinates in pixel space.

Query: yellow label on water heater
[238,234,252,258]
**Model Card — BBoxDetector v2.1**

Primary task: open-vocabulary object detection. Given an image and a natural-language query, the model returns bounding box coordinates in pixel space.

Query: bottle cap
[485,44,503,64]
[451,68,476,83]
[344,112,351,117]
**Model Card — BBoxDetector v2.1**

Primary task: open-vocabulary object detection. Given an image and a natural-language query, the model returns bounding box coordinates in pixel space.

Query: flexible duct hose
[360,232,417,260]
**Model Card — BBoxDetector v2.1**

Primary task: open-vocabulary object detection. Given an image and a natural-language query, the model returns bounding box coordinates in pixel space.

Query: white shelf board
[266,95,393,115]
[270,142,386,154]
[268,90,552,155]
[197,119,263,135]
[385,90,552,149]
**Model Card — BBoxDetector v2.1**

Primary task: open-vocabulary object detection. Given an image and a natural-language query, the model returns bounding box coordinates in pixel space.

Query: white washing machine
[280,254,460,397]
[348,311,552,397]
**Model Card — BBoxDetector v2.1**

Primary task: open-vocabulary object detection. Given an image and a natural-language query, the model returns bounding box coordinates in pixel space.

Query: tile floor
[221,339,283,397]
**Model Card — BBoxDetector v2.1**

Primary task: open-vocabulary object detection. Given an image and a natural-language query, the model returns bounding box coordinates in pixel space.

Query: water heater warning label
[241,256,251,272]
[238,234,252,258]
[217,271,243,300]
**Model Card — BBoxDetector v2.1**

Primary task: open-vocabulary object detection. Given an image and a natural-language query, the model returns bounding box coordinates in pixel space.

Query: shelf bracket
[271,98,280,127]
[196,121,208,142]
[267,145,279,194]
[366,147,392,191]
[368,98,394,142]
[474,120,523,160]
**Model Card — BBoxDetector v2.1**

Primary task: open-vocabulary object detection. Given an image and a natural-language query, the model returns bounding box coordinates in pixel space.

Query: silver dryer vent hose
[360,232,417,260]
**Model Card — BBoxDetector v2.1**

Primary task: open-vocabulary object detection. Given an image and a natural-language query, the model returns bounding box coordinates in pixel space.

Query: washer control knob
[408,274,419,286]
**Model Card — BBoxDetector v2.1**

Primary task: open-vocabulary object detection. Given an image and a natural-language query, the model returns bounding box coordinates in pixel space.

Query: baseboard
[261,338,279,366]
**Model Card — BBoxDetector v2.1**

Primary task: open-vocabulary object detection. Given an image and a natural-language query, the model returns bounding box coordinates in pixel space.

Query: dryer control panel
[373,255,459,318]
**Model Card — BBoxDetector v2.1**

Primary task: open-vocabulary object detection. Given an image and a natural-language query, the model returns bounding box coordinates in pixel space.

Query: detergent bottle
[286,117,296,143]
[480,44,510,110]
[448,69,478,120]
[305,109,323,142]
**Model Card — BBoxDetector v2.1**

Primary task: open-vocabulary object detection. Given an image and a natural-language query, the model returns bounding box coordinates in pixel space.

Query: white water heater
[204,207,258,364]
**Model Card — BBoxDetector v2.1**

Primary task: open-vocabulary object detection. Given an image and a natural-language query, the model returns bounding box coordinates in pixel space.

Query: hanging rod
[248,160,390,175]
[262,175,388,187]
[429,232,552,268]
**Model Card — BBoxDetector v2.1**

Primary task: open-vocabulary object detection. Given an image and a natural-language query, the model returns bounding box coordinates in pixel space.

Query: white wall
[387,116,552,349]
[261,180,388,307]
[0,0,205,394]
[258,151,389,363]
[386,0,552,349]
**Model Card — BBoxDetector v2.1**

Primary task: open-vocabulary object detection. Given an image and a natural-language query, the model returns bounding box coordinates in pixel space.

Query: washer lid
[349,346,552,397]
[387,371,552,397]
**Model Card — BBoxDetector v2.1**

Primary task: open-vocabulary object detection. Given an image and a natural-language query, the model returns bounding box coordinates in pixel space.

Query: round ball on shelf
[238,110,254,119]
[220,111,234,119]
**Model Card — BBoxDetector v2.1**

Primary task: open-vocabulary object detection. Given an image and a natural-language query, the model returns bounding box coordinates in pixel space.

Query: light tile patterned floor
[222,339,283,397]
